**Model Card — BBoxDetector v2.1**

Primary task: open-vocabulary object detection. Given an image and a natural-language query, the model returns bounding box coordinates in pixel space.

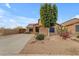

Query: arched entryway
[35,27,39,32]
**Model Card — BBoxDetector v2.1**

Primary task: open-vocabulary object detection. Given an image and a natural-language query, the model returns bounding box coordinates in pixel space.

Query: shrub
[61,32,70,40]
[57,27,70,40]
[36,34,45,40]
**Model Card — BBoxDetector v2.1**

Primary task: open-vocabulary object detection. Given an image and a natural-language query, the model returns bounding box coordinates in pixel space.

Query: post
[48,28,50,37]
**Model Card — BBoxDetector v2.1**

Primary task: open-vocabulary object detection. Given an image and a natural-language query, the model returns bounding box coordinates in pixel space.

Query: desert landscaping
[0,3,79,56]
[19,34,79,55]
[0,33,79,55]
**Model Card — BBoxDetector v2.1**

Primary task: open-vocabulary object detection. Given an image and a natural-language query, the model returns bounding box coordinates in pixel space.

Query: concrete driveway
[0,34,34,55]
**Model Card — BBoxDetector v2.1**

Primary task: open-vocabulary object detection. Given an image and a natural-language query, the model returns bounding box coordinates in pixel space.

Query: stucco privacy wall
[0,29,19,35]
[39,27,48,35]
[0,29,4,35]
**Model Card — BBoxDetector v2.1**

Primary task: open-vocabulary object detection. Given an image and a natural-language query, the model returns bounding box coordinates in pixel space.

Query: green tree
[40,3,58,36]
[52,4,58,25]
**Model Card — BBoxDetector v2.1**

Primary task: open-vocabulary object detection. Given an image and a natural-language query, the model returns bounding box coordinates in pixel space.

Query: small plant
[57,26,70,40]
[36,34,45,40]
[61,32,70,40]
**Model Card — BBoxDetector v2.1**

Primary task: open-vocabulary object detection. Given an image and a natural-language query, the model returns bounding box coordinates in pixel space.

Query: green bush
[36,34,45,40]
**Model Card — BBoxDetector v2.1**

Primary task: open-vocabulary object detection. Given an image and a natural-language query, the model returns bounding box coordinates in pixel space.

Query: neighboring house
[14,27,26,33]
[27,19,61,35]
[62,18,79,35]
[19,29,26,33]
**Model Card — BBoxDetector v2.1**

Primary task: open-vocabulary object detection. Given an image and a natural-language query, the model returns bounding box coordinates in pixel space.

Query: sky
[0,3,79,28]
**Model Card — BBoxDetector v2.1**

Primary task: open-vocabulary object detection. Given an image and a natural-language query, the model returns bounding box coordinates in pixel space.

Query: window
[76,25,79,32]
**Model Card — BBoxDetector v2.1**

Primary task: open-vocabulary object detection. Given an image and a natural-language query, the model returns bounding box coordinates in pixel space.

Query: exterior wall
[74,23,79,34]
[19,29,26,33]
[0,29,4,35]
[65,22,79,35]
[33,26,36,34]
[27,27,34,34]
[39,24,60,35]
[65,25,75,34]
[27,19,61,35]
[34,24,39,34]
[62,18,79,35]
[39,27,48,35]
[2,29,19,35]
[0,29,20,35]
[54,24,61,34]
[38,19,42,26]
[27,25,39,34]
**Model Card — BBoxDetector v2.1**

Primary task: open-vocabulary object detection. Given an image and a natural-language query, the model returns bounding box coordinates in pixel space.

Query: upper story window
[76,25,79,32]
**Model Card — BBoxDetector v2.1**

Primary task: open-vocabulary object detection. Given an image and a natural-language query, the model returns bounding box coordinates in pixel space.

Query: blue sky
[0,3,79,28]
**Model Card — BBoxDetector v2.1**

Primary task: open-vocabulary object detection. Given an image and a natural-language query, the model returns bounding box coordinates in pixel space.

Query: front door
[50,27,55,32]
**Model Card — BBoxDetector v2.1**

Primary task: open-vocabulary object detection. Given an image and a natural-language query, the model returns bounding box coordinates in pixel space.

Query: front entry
[35,27,39,32]
[29,28,33,32]
[50,27,55,32]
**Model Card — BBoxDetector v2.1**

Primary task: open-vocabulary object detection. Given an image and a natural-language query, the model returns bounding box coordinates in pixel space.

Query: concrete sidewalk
[0,34,34,55]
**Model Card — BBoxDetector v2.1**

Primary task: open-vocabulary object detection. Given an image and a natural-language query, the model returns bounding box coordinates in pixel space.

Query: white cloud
[10,19,16,22]
[65,15,79,22]
[72,15,79,18]
[16,16,38,23]
[0,8,38,29]
[5,3,11,8]
[60,15,79,24]
[13,16,38,28]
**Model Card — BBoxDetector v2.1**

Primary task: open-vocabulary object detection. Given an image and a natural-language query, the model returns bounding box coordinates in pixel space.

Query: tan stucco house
[62,18,79,35]
[27,23,39,34]
[27,18,79,35]
[27,19,61,35]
